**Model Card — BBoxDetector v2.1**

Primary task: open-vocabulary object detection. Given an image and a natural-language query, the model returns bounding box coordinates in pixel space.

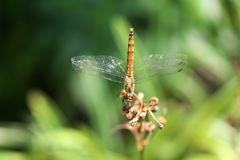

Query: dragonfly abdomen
[126,28,134,77]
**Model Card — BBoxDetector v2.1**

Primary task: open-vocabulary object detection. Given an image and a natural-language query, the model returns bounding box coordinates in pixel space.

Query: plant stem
[139,148,144,160]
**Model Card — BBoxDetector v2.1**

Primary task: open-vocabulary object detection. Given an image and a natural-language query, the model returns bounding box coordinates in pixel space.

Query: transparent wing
[71,55,126,83]
[134,54,188,84]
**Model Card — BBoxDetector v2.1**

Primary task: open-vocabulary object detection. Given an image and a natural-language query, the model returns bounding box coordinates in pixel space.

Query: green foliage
[0,90,127,160]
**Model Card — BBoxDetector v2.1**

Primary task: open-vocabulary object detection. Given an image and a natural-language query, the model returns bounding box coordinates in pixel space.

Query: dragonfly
[71,28,188,104]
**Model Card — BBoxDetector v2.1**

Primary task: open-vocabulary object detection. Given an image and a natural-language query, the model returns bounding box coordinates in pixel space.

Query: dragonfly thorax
[124,76,135,103]
[124,76,135,93]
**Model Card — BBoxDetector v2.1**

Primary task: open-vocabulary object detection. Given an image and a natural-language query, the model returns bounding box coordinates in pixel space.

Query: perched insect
[71,28,187,104]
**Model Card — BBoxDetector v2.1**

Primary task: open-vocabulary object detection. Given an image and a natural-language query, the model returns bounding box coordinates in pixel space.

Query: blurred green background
[1,0,240,159]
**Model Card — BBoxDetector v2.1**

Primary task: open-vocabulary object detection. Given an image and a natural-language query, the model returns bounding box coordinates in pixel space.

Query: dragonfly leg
[117,89,125,98]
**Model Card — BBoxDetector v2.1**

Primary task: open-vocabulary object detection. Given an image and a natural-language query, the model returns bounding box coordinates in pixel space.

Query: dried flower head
[115,91,167,151]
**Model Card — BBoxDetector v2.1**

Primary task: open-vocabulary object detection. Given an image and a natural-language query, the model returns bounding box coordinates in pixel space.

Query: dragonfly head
[124,93,134,103]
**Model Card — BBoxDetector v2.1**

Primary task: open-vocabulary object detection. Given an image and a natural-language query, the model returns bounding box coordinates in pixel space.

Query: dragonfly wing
[71,55,126,83]
[134,54,188,84]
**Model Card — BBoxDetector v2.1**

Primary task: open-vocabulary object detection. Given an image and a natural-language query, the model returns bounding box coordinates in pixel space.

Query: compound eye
[124,93,134,101]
